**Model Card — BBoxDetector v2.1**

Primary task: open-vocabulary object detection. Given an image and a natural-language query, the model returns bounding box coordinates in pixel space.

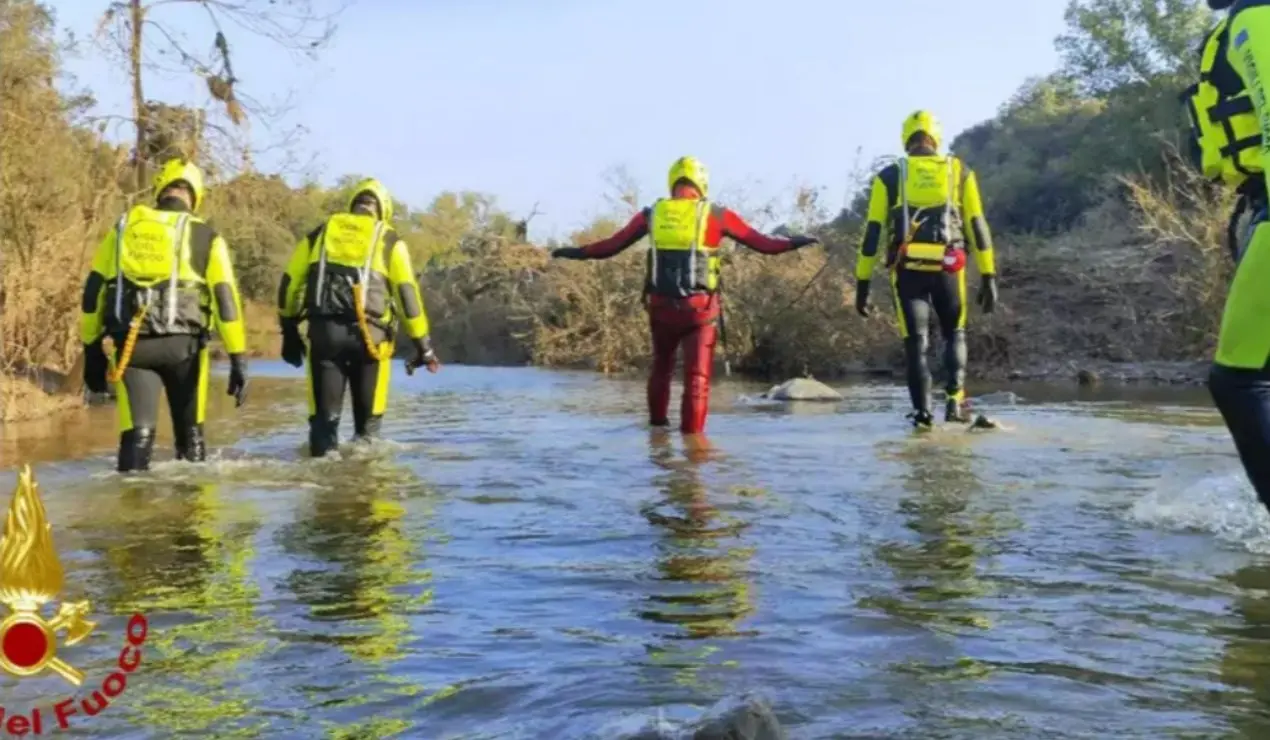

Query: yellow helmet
[347,177,393,222]
[152,158,205,210]
[667,156,709,197]
[902,110,943,151]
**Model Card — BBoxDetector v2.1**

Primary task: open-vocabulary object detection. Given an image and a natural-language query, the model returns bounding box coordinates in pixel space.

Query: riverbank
[838,359,1213,387]
[995,359,1212,386]
[0,373,83,423]
[3,298,282,424]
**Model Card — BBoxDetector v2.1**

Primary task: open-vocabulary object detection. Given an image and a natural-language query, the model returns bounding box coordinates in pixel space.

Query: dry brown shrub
[1118,159,1234,359]
[520,247,648,372]
[418,236,551,366]
[720,244,886,380]
[1,1,129,389]
[417,162,1238,384]
[0,374,83,423]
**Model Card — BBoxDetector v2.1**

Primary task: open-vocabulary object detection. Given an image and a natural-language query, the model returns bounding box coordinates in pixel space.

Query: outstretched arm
[554,210,651,259]
[718,207,799,254]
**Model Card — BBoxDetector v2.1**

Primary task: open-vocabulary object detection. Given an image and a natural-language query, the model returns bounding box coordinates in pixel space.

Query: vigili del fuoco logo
[0,466,149,736]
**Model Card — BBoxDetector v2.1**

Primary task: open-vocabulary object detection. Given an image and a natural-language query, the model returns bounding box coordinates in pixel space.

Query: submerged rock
[620,696,787,740]
[761,377,843,402]
[692,697,787,740]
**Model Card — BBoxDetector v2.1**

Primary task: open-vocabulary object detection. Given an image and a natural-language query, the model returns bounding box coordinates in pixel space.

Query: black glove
[406,336,440,375]
[83,341,108,394]
[280,319,306,368]
[855,280,871,317]
[227,354,248,407]
[977,274,998,314]
[551,247,586,260]
[789,235,821,249]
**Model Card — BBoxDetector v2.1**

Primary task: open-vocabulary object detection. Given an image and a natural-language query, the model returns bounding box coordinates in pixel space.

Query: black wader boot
[903,336,934,429]
[354,414,383,443]
[118,427,156,472]
[309,415,341,458]
[175,424,207,462]
[944,328,970,422]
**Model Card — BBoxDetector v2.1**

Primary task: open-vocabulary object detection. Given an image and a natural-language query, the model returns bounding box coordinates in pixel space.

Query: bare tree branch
[90,0,352,186]
[515,201,543,242]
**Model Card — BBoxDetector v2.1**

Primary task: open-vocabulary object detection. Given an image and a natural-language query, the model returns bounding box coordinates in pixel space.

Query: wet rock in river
[621,696,787,740]
[761,377,843,402]
[692,697,787,739]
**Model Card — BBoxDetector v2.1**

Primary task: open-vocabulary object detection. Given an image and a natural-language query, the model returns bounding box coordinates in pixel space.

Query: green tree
[950,1,1215,234]
[202,172,326,301]
[1055,0,1214,95]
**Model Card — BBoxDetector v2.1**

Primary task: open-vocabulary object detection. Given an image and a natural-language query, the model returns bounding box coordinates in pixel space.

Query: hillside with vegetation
[0,0,1238,421]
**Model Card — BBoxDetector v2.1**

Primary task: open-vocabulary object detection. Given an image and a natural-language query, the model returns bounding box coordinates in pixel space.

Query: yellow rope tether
[352,282,386,361]
[106,304,149,383]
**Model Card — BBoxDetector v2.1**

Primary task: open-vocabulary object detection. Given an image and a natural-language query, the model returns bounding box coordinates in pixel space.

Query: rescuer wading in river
[550,156,819,434]
[1188,0,1270,512]
[80,158,249,472]
[854,110,1000,430]
[277,178,439,457]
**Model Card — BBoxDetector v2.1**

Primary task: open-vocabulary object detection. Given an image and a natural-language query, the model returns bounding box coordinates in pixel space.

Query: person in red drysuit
[550,156,820,434]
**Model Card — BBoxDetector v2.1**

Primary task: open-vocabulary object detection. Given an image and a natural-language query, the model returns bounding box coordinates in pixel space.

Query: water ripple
[0,366,1267,737]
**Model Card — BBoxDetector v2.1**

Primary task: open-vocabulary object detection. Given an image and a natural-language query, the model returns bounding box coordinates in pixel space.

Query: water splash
[1129,470,1270,554]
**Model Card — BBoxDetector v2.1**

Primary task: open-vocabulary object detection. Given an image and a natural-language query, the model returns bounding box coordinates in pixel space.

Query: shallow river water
[2,362,1270,739]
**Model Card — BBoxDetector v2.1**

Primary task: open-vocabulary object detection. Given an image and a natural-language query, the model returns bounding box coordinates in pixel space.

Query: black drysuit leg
[932,271,968,405]
[306,320,391,457]
[891,270,967,416]
[1209,365,1270,512]
[113,334,207,472]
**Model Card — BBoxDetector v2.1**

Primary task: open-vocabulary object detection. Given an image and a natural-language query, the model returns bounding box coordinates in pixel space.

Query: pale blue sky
[47,0,1069,239]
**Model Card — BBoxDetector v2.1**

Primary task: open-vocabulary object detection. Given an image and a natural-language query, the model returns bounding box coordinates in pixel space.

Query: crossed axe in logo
[0,600,97,686]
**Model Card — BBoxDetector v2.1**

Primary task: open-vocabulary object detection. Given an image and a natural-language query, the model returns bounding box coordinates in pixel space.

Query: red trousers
[647,294,719,434]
